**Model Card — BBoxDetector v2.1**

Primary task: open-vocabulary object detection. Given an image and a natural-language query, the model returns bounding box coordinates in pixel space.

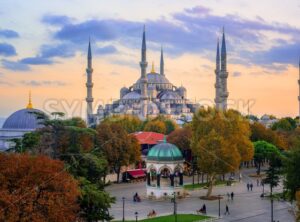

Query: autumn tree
[250,122,288,150]
[167,125,192,161]
[143,119,167,134]
[102,115,143,133]
[0,154,79,222]
[96,122,141,182]
[191,107,254,197]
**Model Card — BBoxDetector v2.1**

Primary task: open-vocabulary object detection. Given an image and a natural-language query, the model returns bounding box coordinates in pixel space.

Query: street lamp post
[135,212,138,222]
[218,194,221,218]
[270,186,274,222]
[192,157,195,189]
[173,192,177,222]
[122,197,125,222]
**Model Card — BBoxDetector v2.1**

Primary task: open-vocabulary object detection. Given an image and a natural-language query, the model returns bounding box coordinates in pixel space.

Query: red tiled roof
[127,169,146,178]
[132,131,165,145]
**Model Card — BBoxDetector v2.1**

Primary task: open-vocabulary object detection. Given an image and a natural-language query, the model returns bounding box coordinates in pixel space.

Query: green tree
[284,147,300,200]
[263,153,282,222]
[253,140,280,175]
[79,178,114,222]
[191,107,253,197]
[272,117,297,132]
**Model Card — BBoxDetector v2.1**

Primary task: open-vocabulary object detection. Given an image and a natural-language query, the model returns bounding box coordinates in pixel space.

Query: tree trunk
[257,162,261,175]
[206,174,215,197]
[115,166,121,183]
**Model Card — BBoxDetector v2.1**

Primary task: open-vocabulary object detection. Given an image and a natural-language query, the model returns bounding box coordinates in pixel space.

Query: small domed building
[146,139,185,198]
[0,93,44,151]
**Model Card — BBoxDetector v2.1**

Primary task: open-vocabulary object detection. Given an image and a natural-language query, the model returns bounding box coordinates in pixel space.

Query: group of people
[133,192,141,202]
[226,192,235,201]
[246,182,254,191]
[197,203,231,216]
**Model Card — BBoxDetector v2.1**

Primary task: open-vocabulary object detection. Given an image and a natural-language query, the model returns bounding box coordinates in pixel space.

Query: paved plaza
[106,168,295,221]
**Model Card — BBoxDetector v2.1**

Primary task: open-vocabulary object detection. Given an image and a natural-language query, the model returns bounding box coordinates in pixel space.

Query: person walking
[224,205,230,215]
[247,183,250,191]
[202,204,206,214]
[250,183,253,191]
[231,192,234,200]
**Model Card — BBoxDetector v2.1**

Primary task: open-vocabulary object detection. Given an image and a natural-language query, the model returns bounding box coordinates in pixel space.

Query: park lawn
[114,214,210,222]
[184,180,231,190]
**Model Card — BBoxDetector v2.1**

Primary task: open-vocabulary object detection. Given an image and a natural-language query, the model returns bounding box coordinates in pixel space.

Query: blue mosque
[86,27,204,125]
[0,27,229,150]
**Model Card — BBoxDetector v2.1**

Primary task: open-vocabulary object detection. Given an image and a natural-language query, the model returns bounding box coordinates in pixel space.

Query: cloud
[17,43,76,66]
[249,42,300,65]
[1,59,30,71]
[0,29,19,38]
[40,43,76,58]
[0,43,17,56]
[0,80,12,86]
[42,15,73,26]
[48,7,300,68]
[95,45,117,55]
[20,80,67,87]
[54,20,121,43]
[232,71,242,77]
[3,6,299,73]
[20,57,53,65]
[109,71,120,75]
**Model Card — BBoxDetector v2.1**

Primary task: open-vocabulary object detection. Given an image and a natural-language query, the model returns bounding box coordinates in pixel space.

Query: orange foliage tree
[143,120,167,134]
[250,122,288,150]
[0,154,79,222]
[96,122,141,182]
[191,107,254,197]
[167,125,192,153]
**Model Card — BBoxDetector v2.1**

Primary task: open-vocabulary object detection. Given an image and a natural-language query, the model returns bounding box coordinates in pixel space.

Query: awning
[127,169,146,178]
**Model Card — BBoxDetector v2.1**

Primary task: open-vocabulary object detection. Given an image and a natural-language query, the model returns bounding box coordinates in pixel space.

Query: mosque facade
[86,28,203,125]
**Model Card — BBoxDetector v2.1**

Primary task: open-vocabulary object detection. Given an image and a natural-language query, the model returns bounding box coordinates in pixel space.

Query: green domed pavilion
[146,140,185,198]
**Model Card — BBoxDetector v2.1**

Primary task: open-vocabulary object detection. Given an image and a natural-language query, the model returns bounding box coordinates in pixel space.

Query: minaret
[214,39,221,109]
[86,39,94,125]
[160,46,164,76]
[140,26,148,119]
[219,28,229,110]
[298,58,300,120]
[26,90,33,109]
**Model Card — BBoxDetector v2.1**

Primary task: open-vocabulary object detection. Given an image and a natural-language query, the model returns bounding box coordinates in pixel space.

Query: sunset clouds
[0,0,299,119]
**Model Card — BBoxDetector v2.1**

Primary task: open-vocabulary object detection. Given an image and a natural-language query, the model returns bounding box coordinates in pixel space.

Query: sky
[0,0,299,122]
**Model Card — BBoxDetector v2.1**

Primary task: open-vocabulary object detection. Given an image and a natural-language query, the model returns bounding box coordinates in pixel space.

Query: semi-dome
[122,91,141,100]
[147,141,184,161]
[3,108,43,130]
[160,91,181,100]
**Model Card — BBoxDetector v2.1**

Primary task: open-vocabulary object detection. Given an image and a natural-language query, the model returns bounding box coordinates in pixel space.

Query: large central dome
[136,73,171,85]
[3,108,43,130]
[133,72,173,91]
